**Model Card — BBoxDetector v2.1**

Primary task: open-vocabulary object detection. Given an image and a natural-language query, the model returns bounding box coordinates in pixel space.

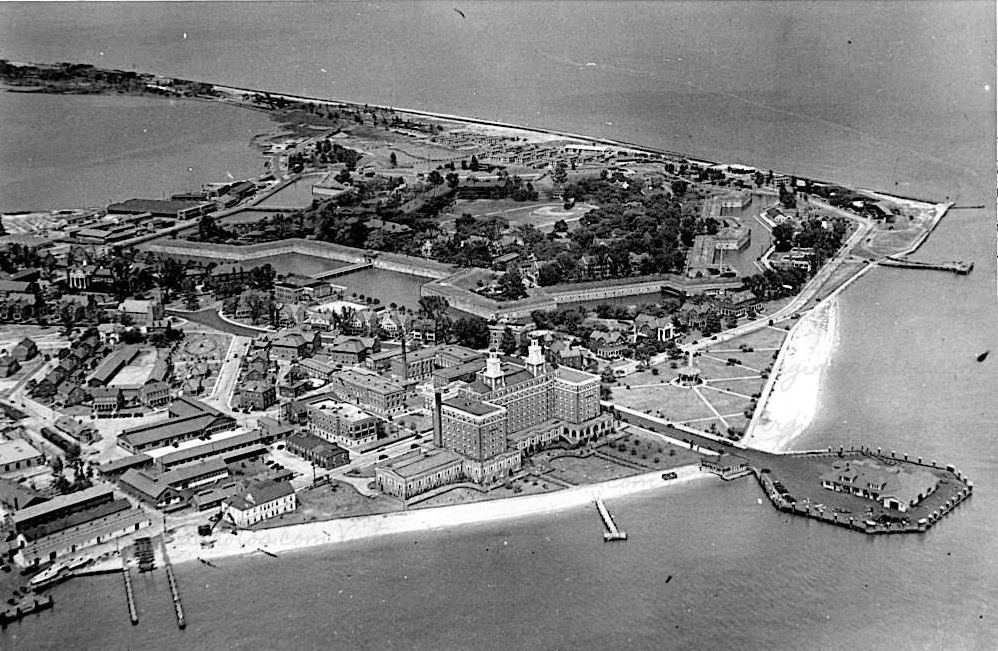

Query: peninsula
[0,60,975,624]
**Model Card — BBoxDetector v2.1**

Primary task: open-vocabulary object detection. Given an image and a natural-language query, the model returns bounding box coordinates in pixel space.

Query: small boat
[65,557,94,572]
[976,350,989,362]
[29,565,68,590]
[665,575,673,584]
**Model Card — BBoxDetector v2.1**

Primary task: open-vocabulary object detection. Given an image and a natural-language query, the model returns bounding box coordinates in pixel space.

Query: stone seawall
[139,238,452,279]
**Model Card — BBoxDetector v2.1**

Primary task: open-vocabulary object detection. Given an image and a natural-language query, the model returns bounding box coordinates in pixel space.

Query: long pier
[313,261,374,279]
[161,539,186,630]
[121,558,138,626]
[595,497,627,541]
[880,256,973,275]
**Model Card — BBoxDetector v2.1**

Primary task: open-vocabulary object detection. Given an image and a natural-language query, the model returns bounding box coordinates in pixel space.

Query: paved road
[168,308,264,337]
[204,335,252,412]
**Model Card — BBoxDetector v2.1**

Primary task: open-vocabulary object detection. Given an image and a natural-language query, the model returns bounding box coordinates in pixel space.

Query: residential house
[223,480,297,527]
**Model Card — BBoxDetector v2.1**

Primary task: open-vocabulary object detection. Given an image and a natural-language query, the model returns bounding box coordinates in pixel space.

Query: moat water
[0,3,994,649]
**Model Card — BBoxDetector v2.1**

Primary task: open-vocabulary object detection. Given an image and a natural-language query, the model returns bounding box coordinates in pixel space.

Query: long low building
[152,429,280,471]
[118,457,231,510]
[118,411,236,453]
[12,486,152,567]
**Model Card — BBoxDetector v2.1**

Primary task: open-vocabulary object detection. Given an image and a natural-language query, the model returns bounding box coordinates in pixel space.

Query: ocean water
[0,2,994,649]
[0,92,273,211]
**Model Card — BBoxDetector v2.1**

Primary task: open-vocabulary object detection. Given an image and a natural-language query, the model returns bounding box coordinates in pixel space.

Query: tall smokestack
[433,390,443,447]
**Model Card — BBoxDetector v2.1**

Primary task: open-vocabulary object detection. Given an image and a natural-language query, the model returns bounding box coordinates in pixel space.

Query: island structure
[0,60,976,613]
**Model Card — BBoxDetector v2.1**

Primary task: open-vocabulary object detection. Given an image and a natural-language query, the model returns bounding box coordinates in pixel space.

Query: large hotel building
[376,340,612,500]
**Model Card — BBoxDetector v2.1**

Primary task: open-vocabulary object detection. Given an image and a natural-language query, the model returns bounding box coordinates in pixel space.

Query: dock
[161,539,186,630]
[595,497,628,541]
[880,256,973,275]
[0,594,54,627]
[121,558,138,626]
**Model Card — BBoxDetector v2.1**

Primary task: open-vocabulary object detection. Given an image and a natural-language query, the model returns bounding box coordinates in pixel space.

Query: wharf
[880,256,973,275]
[161,539,186,630]
[121,558,138,626]
[0,594,54,627]
[595,497,627,541]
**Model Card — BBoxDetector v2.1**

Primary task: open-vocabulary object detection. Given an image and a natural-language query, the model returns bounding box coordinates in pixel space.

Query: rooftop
[380,448,463,479]
[226,480,295,510]
[0,439,43,466]
[442,396,505,417]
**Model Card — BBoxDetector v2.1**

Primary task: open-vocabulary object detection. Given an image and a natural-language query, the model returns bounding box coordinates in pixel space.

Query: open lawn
[703,377,765,398]
[693,355,764,380]
[697,385,753,415]
[544,453,642,484]
[612,384,715,423]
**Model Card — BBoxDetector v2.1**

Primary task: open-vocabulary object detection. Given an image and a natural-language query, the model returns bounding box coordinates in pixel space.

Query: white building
[223,481,297,527]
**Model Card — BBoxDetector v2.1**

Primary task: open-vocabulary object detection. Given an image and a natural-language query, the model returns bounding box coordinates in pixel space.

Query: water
[0,92,273,212]
[0,2,994,648]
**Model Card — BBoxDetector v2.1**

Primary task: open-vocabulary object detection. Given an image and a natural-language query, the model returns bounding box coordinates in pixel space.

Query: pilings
[161,539,186,630]
[121,558,138,626]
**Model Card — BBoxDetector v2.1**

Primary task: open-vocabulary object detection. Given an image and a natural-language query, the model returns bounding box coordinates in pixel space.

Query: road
[650,201,875,363]
[204,335,252,412]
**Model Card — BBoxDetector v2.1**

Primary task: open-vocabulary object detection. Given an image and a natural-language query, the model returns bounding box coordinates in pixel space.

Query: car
[378,454,389,460]
[410,443,420,449]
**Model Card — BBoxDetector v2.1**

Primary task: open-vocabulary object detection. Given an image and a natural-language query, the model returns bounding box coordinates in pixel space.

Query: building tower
[483,350,504,390]
[525,338,546,377]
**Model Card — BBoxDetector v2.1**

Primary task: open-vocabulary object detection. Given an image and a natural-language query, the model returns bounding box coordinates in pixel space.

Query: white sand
[165,465,711,566]
[743,297,839,453]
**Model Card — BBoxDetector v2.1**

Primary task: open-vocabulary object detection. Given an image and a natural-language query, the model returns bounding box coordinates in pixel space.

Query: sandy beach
[164,465,712,566]
[742,297,839,453]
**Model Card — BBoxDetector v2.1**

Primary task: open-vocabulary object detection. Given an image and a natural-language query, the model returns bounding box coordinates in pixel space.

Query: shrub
[669,449,676,456]
[653,457,660,463]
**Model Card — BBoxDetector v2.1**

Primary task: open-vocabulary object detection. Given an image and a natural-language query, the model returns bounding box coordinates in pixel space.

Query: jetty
[0,594,54,627]
[595,497,627,541]
[880,256,973,275]
[121,558,138,626]
[161,539,186,630]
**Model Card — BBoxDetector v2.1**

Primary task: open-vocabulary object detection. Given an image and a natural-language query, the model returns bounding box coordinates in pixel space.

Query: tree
[772,223,796,252]
[497,268,527,300]
[553,219,569,233]
[427,170,444,186]
[552,161,568,185]
[452,316,490,349]
[537,263,563,287]
[499,327,517,355]
[470,154,480,172]
[671,179,688,196]
[389,152,397,167]
[184,294,200,311]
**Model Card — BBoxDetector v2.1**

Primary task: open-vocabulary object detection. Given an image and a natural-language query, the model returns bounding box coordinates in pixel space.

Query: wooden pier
[161,539,186,630]
[880,256,973,275]
[121,559,138,626]
[595,497,627,541]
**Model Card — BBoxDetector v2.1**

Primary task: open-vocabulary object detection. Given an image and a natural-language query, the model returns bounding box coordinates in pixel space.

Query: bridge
[311,261,374,279]
[880,256,973,275]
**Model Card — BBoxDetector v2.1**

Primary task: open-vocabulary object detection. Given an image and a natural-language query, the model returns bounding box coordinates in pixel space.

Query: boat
[65,557,94,571]
[28,564,68,591]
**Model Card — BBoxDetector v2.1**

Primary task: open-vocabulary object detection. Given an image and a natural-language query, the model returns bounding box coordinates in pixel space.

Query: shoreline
[741,297,839,453]
[163,465,712,567]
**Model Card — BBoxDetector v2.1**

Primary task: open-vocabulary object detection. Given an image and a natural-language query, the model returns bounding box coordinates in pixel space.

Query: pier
[161,539,186,630]
[595,496,627,541]
[880,256,973,275]
[121,558,138,626]
[313,260,374,279]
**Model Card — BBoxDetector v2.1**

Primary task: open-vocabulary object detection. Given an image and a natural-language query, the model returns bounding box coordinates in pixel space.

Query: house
[819,458,938,513]
[240,381,276,411]
[589,330,627,360]
[223,480,297,527]
[0,355,20,377]
[325,335,377,365]
[107,198,213,220]
[410,319,438,346]
[0,477,48,512]
[0,439,45,476]
[11,338,38,362]
[118,298,164,326]
[285,432,350,469]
